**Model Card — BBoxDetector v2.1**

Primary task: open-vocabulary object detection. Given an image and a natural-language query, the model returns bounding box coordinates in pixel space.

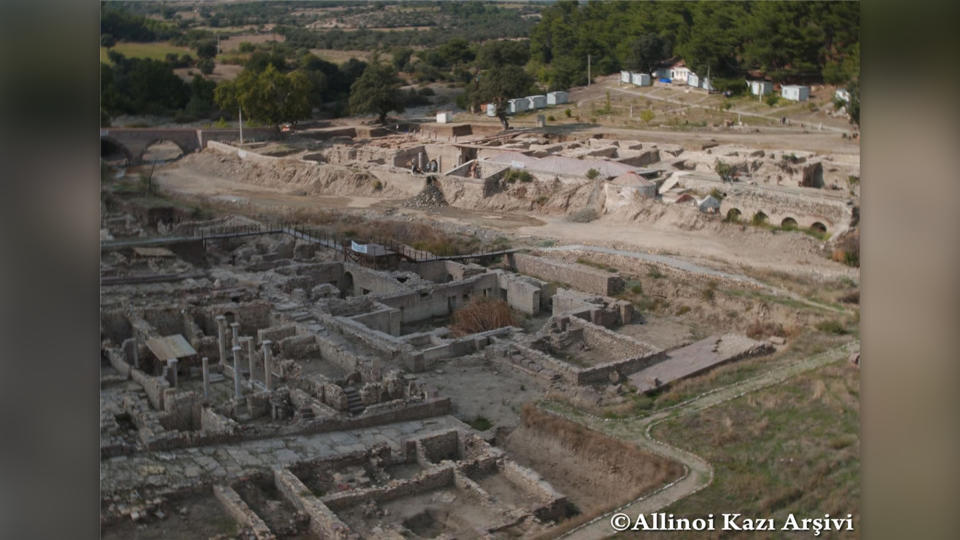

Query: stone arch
[101,136,133,164]
[751,211,768,225]
[810,221,827,234]
[781,217,798,230]
[725,208,742,222]
[139,138,187,163]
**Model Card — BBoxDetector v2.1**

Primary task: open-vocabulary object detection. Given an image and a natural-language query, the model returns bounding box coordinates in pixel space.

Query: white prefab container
[748,80,773,96]
[526,95,547,109]
[620,70,631,83]
[781,85,810,101]
[687,73,700,87]
[436,111,454,124]
[546,91,569,105]
[486,103,497,117]
[507,98,529,114]
[630,72,651,86]
[653,68,671,80]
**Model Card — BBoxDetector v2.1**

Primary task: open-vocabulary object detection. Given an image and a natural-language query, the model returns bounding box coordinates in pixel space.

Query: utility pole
[587,54,591,86]
[238,106,243,145]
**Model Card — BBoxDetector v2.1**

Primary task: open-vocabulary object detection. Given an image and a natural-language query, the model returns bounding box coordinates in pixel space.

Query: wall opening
[810,222,827,234]
[141,140,185,162]
[726,208,742,222]
[751,211,768,226]
[781,217,798,230]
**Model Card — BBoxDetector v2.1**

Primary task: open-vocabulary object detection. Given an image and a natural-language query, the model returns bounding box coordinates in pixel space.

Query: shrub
[765,94,780,107]
[648,267,664,279]
[746,321,786,339]
[640,109,655,123]
[469,416,492,431]
[816,320,848,335]
[564,108,572,118]
[372,180,383,191]
[503,168,533,184]
[568,208,599,223]
[450,298,516,337]
[547,115,555,121]
[586,168,600,180]
[676,305,691,315]
[215,116,228,128]
[701,280,718,303]
[630,284,643,294]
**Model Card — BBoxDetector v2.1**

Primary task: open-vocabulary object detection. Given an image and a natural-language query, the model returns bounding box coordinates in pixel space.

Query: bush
[746,321,786,339]
[765,94,780,107]
[198,58,215,74]
[640,109,655,123]
[568,208,599,223]
[547,115,555,121]
[586,168,600,180]
[450,298,516,337]
[503,168,533,184]
[630,284,643,294]
[564,108,572,118]
[373,180,383,191]
[816,320,848,335]
[648,267,664,279]
[469,416,492,431]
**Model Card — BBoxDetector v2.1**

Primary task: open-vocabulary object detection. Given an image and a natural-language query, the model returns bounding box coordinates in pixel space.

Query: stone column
[201,356,210,399]
[215,315,227,366]
[261,340,273,391]
[243,337,256,389]
[230,322,240,351]
[231,345,242,399]
[167,358,178,387]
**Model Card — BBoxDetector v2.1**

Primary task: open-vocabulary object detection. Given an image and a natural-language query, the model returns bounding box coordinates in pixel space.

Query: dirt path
[552,340,858,540]
[541,244,848,313]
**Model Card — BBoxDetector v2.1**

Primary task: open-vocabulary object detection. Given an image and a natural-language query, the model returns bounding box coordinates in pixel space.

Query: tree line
[529,0,860,91]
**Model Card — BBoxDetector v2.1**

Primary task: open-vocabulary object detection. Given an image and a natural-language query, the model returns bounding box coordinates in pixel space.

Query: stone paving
[101,416,466,496]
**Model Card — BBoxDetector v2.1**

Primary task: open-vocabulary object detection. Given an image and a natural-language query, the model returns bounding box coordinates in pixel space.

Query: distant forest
[529,0,860,91]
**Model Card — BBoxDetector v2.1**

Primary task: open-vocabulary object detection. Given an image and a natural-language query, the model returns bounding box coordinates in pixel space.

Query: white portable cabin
[781,85,810,102]
[747,80,773,96]
[436,111,454,124]
[653,68,671,80]
[546,91,569,105]
[630,72,651,86]
[526,95,547,109]
[507,98,529,114]
[485,103,497,117]
[687,73,700,88]
[620,70,631,83]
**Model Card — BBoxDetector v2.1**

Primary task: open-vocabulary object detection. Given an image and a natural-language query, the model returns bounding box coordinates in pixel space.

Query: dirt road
[554,340,858,540]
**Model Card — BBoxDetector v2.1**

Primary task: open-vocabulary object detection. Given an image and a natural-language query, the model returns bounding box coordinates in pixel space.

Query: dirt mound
[402,181,448,208]
[176,150,396,197]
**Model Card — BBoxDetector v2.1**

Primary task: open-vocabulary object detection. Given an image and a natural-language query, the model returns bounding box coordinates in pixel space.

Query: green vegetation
[469,416,493,431]
[503,169,534,184]
[99,42,192,64]
[530,1,859,89]
[585,168,600,180]
[347,59,406,123]
[816,320,849,335]
[214,64,311,127]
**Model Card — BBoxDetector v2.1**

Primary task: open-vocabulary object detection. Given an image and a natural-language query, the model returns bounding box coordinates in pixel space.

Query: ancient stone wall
[510,254,624,296]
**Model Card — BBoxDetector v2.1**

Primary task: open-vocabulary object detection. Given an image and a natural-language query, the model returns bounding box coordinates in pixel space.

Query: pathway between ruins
[555,340,858,540]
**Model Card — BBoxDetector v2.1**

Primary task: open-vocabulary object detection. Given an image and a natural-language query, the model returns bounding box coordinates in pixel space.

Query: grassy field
[100,42,193,64]
[640,361,860,538]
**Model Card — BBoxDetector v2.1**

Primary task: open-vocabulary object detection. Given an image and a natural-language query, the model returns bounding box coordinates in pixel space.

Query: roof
[145,334,196,360]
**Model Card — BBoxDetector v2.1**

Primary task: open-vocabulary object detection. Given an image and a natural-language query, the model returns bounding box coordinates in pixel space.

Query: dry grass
[449,298,515,337]
[639,362,860,538]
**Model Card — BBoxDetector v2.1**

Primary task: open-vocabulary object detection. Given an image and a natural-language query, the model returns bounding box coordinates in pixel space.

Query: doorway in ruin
[725,208,741,222]
[751,211,768,225]
[781,217,798,230]
[101,138,132,166]
[339,272,355,298]
[811,222,828,234]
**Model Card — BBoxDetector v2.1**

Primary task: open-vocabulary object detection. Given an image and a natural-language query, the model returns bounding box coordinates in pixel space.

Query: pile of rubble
[401,182,448,208]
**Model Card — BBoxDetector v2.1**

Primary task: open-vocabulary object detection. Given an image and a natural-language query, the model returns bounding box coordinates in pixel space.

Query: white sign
[351,241,368,254]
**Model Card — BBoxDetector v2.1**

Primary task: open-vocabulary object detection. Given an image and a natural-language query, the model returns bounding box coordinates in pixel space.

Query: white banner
[351,241,368,254]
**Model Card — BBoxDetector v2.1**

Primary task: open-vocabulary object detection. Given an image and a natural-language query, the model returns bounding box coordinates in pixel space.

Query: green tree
[215,64,312,127]
[196,39,218,60]
[348,61,405,124]
[624,33,669,73]
[474,64,535,130]
[100,33,116,48]
[390,47,414,72]
[476,40,530,69]
[198,58,215,75]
